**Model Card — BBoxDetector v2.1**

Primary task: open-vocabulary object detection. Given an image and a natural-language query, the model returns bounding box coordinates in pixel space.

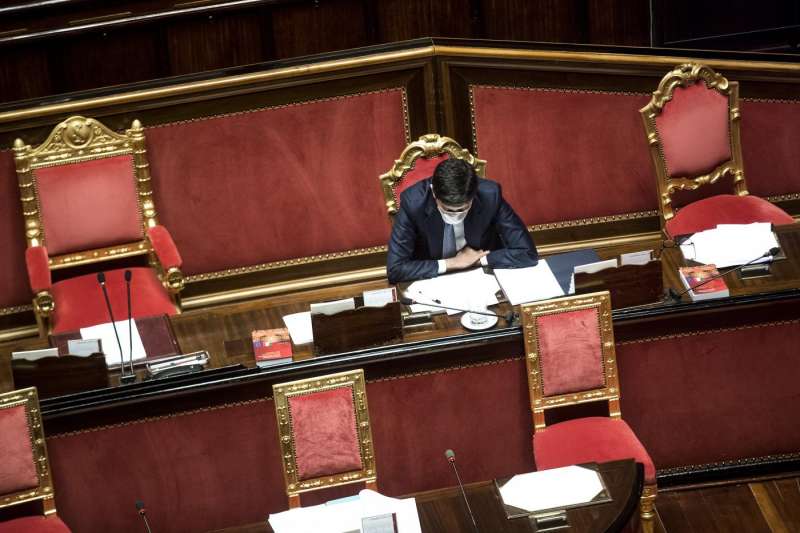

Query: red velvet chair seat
[50,267,177,333]
[665,194,794,238]
[534,416,656,484]
[0,516,71,533]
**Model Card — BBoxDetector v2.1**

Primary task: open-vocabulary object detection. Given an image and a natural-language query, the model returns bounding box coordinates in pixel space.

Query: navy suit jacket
[387,177,538,284]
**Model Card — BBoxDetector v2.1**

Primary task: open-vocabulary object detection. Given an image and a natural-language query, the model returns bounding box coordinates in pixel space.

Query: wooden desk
[211,460,642,533]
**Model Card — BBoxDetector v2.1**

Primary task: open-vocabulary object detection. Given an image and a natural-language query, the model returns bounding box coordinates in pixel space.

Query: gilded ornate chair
[13,116,184,336]
[0,387,70,532]
[272,369,377,508]
[521,291,657,533]
[640,63,793,243]
[379,133,486,219]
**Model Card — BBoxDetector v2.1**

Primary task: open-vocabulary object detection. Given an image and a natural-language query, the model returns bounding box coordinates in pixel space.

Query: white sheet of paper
[67,338,102,357]
[681,223,779,268]
[282,311,313,345]
[11,347,59,361]
[620,250,653,266]
[494,261,564,306]
[499,465,604,513]
[573,258,618,275]
[406,268,499,315]
[310,298,356,316]
[360,490,421,533]
[363,288,396,308]
[80,320,146,367]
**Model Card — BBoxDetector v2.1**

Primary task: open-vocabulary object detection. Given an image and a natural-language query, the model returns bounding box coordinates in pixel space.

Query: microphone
[668,247,780,302]
[135,500,153,533]
[445,449,479,533]
[97,272,127,378]
[399,296,515,325]
[121,270,136,384]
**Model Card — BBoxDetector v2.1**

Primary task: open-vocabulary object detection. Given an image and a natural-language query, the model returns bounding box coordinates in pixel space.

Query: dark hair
[431,158,478,206]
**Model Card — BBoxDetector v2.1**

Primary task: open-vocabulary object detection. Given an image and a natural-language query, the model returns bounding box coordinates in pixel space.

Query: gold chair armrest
[33,290,54,317]
[163,266,185,293]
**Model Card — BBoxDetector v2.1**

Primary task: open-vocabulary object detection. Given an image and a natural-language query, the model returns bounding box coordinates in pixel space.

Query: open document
[268,489,421,533]
[405,267,500,314]
[80,320,146,367]
[680,223,780,268]
[498,465,607,515]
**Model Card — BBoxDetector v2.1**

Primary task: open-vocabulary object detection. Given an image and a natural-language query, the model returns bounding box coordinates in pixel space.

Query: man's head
[431,158,478,212]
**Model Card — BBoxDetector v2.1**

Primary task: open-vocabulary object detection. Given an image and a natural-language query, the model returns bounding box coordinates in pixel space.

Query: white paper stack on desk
[680,223,780,268]
[404,267,500,314]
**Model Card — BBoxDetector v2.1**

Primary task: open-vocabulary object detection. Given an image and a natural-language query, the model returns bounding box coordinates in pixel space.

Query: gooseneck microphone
[668,247,780,302]
[135,500,153,533]
[445,449,479,533]
[121,270,136,384]
[97,272,126,375]
[400,296,515,325]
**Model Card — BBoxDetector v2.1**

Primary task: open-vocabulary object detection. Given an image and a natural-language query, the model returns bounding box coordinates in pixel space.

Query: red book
[678,265,730,301]
[252,328,292,367]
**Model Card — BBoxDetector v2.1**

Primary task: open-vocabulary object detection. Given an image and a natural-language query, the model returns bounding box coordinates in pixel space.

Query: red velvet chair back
[379,134,486,220]
[0,387,58,517]
[640,64,749,233]
[13,116,158,268]
[520,291,620,432]
[272,369,376,507]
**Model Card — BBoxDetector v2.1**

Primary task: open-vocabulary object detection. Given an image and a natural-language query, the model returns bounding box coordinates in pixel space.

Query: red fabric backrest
[287,387,363,481]
[394,154,449,205]
[655,82,732,179]
[536,308,605,396]
[0,404,38,495]
[34,154,143,256]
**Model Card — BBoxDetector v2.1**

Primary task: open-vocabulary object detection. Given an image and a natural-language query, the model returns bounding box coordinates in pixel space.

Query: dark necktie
[442,223,457,259]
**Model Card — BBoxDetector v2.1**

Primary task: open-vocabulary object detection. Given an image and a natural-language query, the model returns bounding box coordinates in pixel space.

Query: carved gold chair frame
[13,115,184,333]
[0,387,57,517]
[379,133,486,219]
[272,369,377,508]
[520,291,619,433]
[640,63,746,241]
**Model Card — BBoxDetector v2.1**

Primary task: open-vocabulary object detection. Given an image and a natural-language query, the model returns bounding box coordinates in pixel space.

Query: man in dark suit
[387,158,538,284]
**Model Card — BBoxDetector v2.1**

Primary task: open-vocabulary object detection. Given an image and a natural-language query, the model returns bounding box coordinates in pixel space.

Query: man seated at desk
[387,158,538,283]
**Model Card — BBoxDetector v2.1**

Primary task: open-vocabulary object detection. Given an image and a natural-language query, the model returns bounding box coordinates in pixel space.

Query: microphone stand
[122,270,136,384]
[668,248,779,302]
[97,272,129,382]
[445,449,479,533]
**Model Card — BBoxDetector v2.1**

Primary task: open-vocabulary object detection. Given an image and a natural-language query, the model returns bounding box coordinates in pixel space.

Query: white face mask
[439,208,469,225]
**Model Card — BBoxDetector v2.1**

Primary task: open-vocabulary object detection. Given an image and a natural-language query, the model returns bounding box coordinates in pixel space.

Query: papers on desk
[80,320,146,367]
[268,489,421,533]
[282,311,313,345]
[494,262,563,305]
[498,465,606,514]
[680,223,780,268]
[405,268,500,315]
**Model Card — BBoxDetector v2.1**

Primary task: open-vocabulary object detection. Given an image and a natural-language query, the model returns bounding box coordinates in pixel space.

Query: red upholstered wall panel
[470,86,655,225]
[617,320,800,470]
[0,150,32,310]
[145,90,406,276]
[741,99,800,197]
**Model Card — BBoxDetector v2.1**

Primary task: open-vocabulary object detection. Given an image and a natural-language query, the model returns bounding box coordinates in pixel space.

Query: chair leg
[639,483,657,533]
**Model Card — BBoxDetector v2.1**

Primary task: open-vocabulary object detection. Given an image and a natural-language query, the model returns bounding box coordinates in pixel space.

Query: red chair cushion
[665,194,794,237]
[34,154,143,256]
[0,516,71,533]
[394,154,449,205]
[288,387,363,481]
[534,416,656,484]
[0,405,38,495]
[655,82,731,179]
[50,267,177,333]
[537,308,605,396]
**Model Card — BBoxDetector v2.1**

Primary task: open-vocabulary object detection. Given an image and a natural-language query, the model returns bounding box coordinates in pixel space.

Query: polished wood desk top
[211,460,642,533]
[2,225,800,429]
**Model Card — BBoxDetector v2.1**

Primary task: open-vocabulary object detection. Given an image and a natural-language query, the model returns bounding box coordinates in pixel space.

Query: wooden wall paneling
[46,26,168,94]
[0,45,52,104]
[373,0,475,44]
[270,0,370,59]
[587,0,650,47]
[165,8,272,76]
[479,0,588,44]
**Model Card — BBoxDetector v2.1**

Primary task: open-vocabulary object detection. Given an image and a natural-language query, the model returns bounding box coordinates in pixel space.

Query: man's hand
[445,247,489,271]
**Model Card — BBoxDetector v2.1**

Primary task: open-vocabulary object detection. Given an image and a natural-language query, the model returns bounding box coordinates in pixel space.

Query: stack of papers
[494,262,564,306]
[680,223,779,268]
[268,490,421,533]
[80,320,146,367]
[405,268,500,314]
[498,465,606,514]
